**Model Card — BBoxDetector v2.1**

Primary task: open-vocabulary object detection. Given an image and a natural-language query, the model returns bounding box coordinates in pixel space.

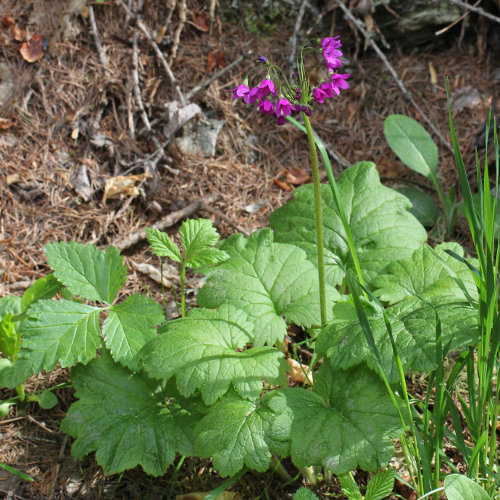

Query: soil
[0,0,499,499]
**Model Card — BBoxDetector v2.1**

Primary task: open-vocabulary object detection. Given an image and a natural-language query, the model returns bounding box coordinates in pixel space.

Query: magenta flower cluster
[227,37,350,125]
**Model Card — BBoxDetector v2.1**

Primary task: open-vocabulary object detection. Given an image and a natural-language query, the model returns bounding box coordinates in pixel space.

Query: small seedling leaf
[338,473,363,500]
[141,304,283,404]
[45,242,126,304]
[102,294,164,370]
[19,299,101,372]
[145,228,182,262]
[61,353,202,476]
[365,469,395,500]
[0,296,22,318]
[270,162,426,287]
[292,488,320,500]
[21,274,62,312]
[34,389,58,410]
[384,114,438,179]
[0,314,20,359]
[197,229,340,345]
[443,474,490,500]
[179,218,228,269]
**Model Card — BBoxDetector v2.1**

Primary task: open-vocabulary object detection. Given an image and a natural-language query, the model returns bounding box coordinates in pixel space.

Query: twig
[447,0,500,24]
[132,33,151,133]
[169,0,187,65]
[435,0,480,35]
[88,4,108,69]
[114,194,221,251]
[201,204,251,236]
[289,0,309,71]
[186,55,244,101]
[26,415,57,435]
[49,436,68,499]
[129,259,178,287]
[334,0,453,154]
[118,0,187,105]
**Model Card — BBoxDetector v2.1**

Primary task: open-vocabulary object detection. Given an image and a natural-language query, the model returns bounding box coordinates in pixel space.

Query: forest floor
[0,0,499,498]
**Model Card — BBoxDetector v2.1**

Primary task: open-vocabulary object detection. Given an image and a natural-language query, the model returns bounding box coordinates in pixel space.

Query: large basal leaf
[269,162,427,287]
[372,242,478,305]
[194,391,281,477]
[197,229,340,345]
[317,296,478,381]
[443,474,490,500]
[45,242,126,304]
[384,114,438,179]
[141,304,283,404]
[19,299,101,372]
[61,353,202,476]
[102,294,164,370]
[268,364,401,475]
[0,357,33,389]
[395,185,439,228]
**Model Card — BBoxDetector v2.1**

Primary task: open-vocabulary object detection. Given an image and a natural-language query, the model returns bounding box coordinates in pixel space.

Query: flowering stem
[302,112,327,327]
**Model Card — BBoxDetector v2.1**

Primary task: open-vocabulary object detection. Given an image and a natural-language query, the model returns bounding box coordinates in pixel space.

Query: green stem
[302,112,327,327]
[15,383,25,404]
[180,264,186,318]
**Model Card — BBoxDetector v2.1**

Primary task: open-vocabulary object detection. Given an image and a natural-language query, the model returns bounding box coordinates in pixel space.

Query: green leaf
[293,488,320,500]
[179,218,228,269]
[195,391,280,477]
[373,243,478,305]
[19,299,101,372]
[0,296,22,318]
[141,304,283,404]
[365,469,395,500]
[0,314,20,359]
[45,242,126,304]
[338,474,363,500]
[271,364,401,475]
[443,474,490,500]
[61,353,202,476]
[33,390,58,410]
[270,162,427,287]
[384,114,438,179]
[0,462,33,481]
[145,228,182,262]
[197,229,340,345]
[458,193,500,238]
[102,294,164,370]
[395,185,439,228]
[21,274,62,312]
[317,296,478,382]
[0,357,33,389]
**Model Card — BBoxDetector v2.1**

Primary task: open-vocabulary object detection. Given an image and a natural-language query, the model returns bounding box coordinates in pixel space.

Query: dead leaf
[20,34,45,63]
[6,173,21,185]
[286,358,313,385]
[273,178,293,191]
[285,167,310,186]
[244,199,269,213]
[103,173,152,203]
[1,16,14,28]
[11,24,25,42]
[177,492,241,500]
[376,157,402,179]
[428,62,437,86]
[192,11,210,32]
[71,164,92,202]
[206,48,226,72]
[0,118,12,130]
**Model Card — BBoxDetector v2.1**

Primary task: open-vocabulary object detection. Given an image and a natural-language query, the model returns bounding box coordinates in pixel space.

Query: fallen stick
[334,0,453,153]
[114,193,221,251]
[88,4,108,70]
[447,0,500,24]
[289,0,309,71]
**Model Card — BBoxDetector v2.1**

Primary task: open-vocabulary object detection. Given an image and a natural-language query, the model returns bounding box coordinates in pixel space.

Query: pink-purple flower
[329,73,350,95]
[256,79,276,99]
[226,83,250,99]
[259,100,275,115]
[275,98,295,125]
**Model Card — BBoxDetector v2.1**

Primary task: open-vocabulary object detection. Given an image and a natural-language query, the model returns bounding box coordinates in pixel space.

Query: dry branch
[447,0,500,24]
[114,194,221,251]
[88,5,108,70]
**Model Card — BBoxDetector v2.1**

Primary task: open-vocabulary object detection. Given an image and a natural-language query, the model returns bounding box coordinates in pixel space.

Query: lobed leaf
[19,299,101,372]
[61,353,202,476]
[270,162,427,287]
[141,304,283,404]
[45,242,126,304]
[365,469,395,500]
[317,296,478,382]
[0,296,22,319]
[145,227,182,262]
[293,488,320,500]
[268,364,401,475]
[102,294,165,370]
[197,229,340,345]
[194,391,281,477]
[372,242,478,305]
[179,218,228,269]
